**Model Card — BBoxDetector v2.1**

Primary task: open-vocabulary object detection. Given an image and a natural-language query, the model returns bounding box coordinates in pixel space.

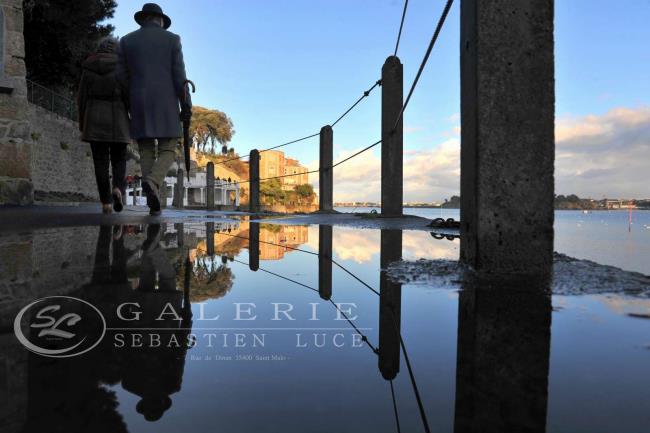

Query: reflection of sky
[103,221,650,432]
[6,214,650,432]
[547,295,650,432]
[306,225,458,264]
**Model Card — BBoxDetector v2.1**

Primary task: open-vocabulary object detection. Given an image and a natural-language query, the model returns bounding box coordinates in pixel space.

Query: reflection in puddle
[0,222,648,432]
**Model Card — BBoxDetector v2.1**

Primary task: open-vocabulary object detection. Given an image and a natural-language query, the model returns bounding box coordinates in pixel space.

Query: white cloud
[307,138,460,203]
[555,106,650,198]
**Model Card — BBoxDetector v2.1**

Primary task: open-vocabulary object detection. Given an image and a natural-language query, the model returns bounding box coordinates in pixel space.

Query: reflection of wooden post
[206,162,215,210]
[319,125,333,212]
[175,223,184,247]
[249,222,259,271]
[206,222,215,256]
[249,149,260,213]
[378,229,402,380]
[454,280,552,433]
[318,225,333,300]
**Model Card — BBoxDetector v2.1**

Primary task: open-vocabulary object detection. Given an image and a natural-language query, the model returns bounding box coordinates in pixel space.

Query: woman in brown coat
[78,37,131,213]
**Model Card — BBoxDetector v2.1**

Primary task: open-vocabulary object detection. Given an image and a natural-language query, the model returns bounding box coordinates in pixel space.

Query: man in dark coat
[117,3,192,216]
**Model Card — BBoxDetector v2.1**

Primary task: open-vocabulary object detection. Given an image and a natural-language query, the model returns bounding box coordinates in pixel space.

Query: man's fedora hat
[134,3,171,29]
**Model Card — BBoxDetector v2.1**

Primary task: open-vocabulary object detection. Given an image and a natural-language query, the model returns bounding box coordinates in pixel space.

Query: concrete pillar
[248,221,259,271]
[381,56,403,217]
[454,280,551,433]
[174,169,184,208]
[206,222,215,256]
[249,149,260,213]
[206,162,215,210]
[318,225,332,300]
[378,229,402,380]
[460,0,555,276]
[319,125,333,212]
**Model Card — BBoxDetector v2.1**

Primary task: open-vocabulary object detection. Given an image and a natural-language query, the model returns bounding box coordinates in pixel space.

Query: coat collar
[141,21,163,29]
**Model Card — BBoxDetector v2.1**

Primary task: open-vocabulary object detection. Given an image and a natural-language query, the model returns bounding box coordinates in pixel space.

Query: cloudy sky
[111,0,650,201]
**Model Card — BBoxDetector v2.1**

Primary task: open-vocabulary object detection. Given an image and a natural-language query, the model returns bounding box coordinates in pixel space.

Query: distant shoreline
[334,205,650,211]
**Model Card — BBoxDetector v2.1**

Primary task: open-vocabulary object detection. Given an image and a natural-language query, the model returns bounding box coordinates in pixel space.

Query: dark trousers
[90,142,127,204]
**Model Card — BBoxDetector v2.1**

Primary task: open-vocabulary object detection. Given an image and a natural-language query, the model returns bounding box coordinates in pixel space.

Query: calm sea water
[2,211,649,433]
[337,207,650,274]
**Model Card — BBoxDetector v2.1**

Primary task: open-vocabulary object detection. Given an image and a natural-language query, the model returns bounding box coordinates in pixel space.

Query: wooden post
[249,149,260,213]
[318,225,333,300]
[249,221,259,271]
[319,125,333,212]
[381,56,403,217]
[174,168,184,208]
[378,229,402,380]
[206,162,215,210]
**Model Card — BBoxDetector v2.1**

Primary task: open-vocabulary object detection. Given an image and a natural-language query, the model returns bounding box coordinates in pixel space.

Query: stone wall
[28,104,98,202]
[0,226,98,329]
[0,225,98,433]
[0,0,31,205]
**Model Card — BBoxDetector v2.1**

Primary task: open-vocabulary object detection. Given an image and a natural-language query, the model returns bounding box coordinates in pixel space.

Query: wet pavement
[1,212,649,432]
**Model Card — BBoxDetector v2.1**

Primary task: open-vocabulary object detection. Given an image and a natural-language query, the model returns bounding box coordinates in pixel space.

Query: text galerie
[112,302,366,349]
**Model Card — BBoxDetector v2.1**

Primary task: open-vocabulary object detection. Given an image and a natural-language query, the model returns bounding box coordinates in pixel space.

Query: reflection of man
[121,224,192,422]
[117,3,192,216]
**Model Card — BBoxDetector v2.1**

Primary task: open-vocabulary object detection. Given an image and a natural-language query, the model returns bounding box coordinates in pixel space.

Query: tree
[24,0,117,95]
[260,179,285,205]
[294,184,314,205]
[178,255,233,302]
[189,106,235,154]
[442,195,461,208]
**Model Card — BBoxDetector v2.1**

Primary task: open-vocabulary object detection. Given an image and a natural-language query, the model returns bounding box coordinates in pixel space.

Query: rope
[331,80,382,127]
[327,298,378,354]
[193,224,427,430]
[212,133,321,167]
[210,229,381,296]
[230,167,320,186]
[390,380,402,433]
[230,257,379,353]
[259,132,321,153]
[393,0,409,56]
[212,78,379,167]
[398,331,430,433]
[331,139,381,169]
[193,225,379,299]
[229,138,381,186]
[232,258,319,293]
[393,0,454,132]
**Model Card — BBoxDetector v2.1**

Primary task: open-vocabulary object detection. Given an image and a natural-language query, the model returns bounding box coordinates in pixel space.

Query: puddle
[1,222,649,432]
